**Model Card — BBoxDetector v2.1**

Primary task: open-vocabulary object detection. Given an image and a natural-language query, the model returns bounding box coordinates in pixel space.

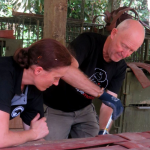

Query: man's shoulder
[116,59,127,70]
[81,32,106,38]
[118,59,127,65]
[70,32,107,47]
[79,32,107,46]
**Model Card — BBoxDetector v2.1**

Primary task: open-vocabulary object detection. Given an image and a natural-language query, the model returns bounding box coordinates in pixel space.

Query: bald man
[43,19,145,140]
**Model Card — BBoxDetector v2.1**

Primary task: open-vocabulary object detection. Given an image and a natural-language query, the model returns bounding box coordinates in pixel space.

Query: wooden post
[44,0,68,46]
[80,0,85,33]
[144,39,149,61]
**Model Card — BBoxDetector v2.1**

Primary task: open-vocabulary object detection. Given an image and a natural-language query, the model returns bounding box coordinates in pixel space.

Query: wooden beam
[144,39,149,61]
[12,10,43,18]
[44,0,68,46]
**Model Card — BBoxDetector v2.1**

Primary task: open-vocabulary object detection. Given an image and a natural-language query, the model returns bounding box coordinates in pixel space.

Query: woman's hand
[30,113,49,140]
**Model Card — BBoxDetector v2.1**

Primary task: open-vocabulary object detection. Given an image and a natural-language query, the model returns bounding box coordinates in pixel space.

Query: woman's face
[34,66,70,91]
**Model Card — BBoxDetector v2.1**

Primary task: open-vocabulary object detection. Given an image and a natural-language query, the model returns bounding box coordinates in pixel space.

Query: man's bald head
[117,19,145,44]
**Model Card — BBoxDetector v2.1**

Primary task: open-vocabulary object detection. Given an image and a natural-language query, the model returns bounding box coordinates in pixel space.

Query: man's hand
[98,92,124,120]
[30,113,49,140]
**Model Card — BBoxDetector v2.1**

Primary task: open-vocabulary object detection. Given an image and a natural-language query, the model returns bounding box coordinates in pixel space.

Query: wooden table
[2,131,150,150]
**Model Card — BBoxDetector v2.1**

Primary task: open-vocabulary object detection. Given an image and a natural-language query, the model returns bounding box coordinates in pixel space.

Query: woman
[0,38,72,148]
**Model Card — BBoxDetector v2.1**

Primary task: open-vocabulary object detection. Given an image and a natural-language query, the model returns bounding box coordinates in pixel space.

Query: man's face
[107,28,143,62]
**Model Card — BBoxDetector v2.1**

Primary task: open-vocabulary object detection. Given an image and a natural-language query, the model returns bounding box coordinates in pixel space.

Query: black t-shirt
[0,57,44,126]
[43,32,127,112]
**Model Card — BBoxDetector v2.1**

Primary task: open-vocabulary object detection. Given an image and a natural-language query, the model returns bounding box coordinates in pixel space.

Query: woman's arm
[0,111,49,148]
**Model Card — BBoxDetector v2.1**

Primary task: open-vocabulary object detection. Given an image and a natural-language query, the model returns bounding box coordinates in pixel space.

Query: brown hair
[14,38,72,70]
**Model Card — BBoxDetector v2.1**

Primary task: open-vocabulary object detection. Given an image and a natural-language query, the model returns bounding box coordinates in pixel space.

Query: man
[43,19,145,140]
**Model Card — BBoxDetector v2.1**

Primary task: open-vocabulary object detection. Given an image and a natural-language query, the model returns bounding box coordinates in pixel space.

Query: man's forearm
[62,66,103,97]
[99,103,113,131]
[99,90,117,130]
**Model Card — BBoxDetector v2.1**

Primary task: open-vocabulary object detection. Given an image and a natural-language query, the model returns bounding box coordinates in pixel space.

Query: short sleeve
[68,33,93,65]
[20,86,44,126]
[0,70,14,113]
[107,60,127,94]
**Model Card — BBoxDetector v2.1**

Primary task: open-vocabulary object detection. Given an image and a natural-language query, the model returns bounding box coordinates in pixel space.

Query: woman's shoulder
[0,56,15,70]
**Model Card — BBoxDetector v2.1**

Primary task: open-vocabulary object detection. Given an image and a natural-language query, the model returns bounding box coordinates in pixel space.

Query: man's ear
[110,28,118,39]
[34,67,43,75]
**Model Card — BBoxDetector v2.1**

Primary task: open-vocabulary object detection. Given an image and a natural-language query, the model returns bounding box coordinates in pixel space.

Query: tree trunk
[44,0,67,46]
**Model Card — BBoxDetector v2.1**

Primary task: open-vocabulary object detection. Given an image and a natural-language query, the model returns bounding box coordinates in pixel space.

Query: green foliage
[67,0,149,24]
[0,0,44,17]
[121,0,149,21]
[12,0,44,14]
[67,0,82,19]
[84,0,108,23]
[0,0,149,23]
[0,0,149,48]
[0,1,12,17]
[67,0,108,23]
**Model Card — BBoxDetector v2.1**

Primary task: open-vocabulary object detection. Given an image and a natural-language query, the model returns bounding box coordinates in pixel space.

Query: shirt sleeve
[107,60,127,94]
[68,33,93,65]
[20,86,44,126]
[0,70,14,113]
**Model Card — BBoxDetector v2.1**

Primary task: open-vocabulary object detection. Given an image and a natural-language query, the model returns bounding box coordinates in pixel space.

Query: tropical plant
[0,0,12,17]
[67,0,149,24]
[67,0,108,23]
[0,0,149,23]
[0,0,149,48]
[11,0,44,14]
[121,0,149,21]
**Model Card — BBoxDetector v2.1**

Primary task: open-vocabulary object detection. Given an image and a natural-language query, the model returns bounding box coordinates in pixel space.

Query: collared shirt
[0,56,44,125]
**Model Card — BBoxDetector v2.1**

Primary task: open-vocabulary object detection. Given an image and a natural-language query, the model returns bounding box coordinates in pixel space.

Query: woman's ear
[110,28,118,39]
[34,66,43,75]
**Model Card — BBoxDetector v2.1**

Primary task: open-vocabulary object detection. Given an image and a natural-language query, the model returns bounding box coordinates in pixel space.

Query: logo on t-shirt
[76,68,108,99]
[11,106,24,118]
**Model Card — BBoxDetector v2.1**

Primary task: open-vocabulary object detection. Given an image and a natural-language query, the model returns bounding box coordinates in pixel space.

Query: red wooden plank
[136,132,150,139]
[116,141,145,149]
[2,135,127,150]
[0,145,128,150]
[134,139,150,147]
[127,63,150,88]
[131,62,150,74]
[81,145,127,150]
[0,30,15,39]
[116,139,150,149]
[117,132,146,141]
[144,131,150,134]
[1,145,128,150]
[129,148,150,150]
